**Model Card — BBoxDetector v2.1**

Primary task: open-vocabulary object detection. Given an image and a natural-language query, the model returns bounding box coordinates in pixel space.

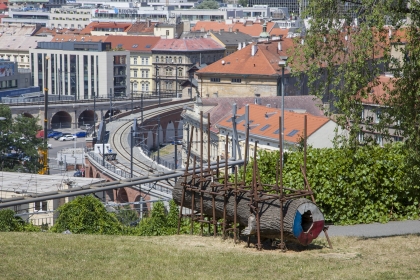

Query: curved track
[109,102,189,188]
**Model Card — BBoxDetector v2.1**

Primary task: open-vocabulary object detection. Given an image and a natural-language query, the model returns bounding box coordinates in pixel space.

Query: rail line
[109,101,189,188]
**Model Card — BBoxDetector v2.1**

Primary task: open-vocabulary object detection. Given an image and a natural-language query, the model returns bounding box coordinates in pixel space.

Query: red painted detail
[297,220,325,245]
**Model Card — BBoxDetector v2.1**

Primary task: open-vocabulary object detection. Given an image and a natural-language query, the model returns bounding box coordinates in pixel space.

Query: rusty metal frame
[176,111,332,250]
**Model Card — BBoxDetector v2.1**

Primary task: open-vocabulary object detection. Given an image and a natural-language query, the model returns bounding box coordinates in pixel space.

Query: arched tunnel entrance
[78,110,95,128]
[51,111,72,129]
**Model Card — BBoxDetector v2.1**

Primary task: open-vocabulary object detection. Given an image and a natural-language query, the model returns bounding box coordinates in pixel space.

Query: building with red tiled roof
[196,38,303,98]
[152,38,225,97]
[215,104,340,158]
[180,96,330,163]
[81,22,132,36]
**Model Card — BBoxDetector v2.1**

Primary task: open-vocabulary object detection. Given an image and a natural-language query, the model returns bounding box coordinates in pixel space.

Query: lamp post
[130,127,134,178]
[278,56,288,166]
[130,81,134,114]
[93,91,97,137]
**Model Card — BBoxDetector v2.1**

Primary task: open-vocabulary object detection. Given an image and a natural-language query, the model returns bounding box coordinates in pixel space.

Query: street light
[43,55,50,175]
[278,56,288,166]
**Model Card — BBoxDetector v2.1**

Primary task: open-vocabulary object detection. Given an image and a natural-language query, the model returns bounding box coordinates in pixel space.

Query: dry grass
[0,232,419,279]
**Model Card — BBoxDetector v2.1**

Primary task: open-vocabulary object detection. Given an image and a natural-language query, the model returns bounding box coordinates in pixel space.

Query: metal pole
[131,127,134,178]
[131,81,134,114]
[58,68,61,101]
[157,116,160,164]
[109,88,112,122]
[189,71,193,101]
[281,65,285,165]
[174,143,177,170]
[93,91,96,137]
[141,92,144,124]
[43,56,50,175]
[175,63,178,98]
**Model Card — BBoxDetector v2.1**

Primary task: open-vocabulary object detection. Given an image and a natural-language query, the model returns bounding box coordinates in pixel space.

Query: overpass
[7,96,178,130]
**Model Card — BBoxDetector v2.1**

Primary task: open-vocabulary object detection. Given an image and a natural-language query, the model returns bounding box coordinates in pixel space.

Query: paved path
[327,220,420,237]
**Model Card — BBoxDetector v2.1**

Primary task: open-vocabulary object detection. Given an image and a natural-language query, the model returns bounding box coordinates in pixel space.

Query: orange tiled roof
[196,39,292,76]
[80,22,132,34]
[360,75,394,105]
[34,27,87,36]
[152,38,224,51]
[50,35,161,52]
[216,104,330,143]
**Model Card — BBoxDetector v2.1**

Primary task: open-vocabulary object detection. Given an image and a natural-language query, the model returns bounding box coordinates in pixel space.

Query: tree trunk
[173,177,325,245]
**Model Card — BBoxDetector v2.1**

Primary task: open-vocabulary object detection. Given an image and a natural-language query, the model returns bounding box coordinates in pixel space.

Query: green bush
[0,209,40,232]
[237,144,420,225]
[51,195,123,235]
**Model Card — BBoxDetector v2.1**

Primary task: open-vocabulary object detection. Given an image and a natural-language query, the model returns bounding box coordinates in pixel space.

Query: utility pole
[130,127,134,178]
[141,92,144,124]
[175,63,178,98]
[42,55,50,175]
[130,81,134,114]
[155,64,161,105]
[109,88,113,122]
[157,116,160,164]
[93,91,96,137]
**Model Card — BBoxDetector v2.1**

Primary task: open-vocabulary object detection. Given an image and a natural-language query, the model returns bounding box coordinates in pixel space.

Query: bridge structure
[7,96,173,130]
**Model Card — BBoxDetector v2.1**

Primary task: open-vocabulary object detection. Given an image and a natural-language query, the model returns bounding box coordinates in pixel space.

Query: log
[173,177,325,245]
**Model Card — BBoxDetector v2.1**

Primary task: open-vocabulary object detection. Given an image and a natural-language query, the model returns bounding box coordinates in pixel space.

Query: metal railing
[88,151,132,179]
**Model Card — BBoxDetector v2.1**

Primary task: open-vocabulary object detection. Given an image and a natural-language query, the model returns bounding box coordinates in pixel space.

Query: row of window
[133,82,150,92]
[358,132,403,146]
[210,78,242,83]
[0,79,17,89]
[156,56,183,64]
[132,57,149,65]
[133,70,149,78]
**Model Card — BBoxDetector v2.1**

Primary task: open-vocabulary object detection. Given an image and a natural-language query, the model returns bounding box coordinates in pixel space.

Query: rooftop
[152,38,224,52]
[216,103,330,143]
[0,171,105,196]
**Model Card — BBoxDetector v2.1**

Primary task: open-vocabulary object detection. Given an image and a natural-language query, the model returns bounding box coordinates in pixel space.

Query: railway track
[109,101,189,189]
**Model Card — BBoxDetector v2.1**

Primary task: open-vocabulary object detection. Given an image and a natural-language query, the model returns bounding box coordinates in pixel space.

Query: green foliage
[0,104,43,172]
[238,0,248,7]
[138,201,177,236]
[196,0,219,9]
[115,205,139,226]
[237,145,420,225]
[0,209,40,232]
[51,195,123,235]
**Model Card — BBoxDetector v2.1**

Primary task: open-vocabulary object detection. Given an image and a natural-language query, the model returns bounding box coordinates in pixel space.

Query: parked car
[54,132,71,140]
[59,135,76,141]
[74,170,83,177]
[47,131,61,138]
[74,131,87,138]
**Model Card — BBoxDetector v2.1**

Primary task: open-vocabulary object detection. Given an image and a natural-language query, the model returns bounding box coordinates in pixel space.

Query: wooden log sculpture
[173,177,325,246]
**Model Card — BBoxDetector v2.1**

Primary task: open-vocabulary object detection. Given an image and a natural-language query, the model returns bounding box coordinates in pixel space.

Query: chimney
[254,94,261,105]
[229,27,233,32]
[278,41,282,52]
[251,44,257,56]
[201,27,205,32]
[238,42,241,50]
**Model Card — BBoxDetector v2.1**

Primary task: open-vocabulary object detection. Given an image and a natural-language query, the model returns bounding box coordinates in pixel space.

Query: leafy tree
[0,104,43,172]
[196,0,219,9]
[51,195,123,234]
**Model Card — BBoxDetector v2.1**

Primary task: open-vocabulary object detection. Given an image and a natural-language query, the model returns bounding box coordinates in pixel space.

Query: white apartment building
[30,41,130,100]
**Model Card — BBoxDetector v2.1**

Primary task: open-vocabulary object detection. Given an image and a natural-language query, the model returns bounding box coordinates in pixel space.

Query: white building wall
[307,120,342,148]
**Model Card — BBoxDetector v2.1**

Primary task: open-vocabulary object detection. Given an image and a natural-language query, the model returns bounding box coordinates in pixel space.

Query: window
[133,57,137,65]
[260,124,271,131]
[287,129,299,137]
[142,57,148,65]
[231,78,242,83]
[35,201,47,212]
[358,132,364,143]
[166,30,170,37]
[178,68,182,77]
[179,57,182,63]
[376,134,383,146]
[165,67,173,76]
[133,70,138,78]
[394,136,402,142]
[141,82,149,92]
[211,78,220,82]
[134,83,138,90]
[165,81,172,90]
[156,56,159,63]
[174,57,177,63]
[376,109,381,123]
[141,70,148,78]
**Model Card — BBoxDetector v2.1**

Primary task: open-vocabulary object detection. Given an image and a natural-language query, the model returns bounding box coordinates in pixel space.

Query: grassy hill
[1,232,419,279]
